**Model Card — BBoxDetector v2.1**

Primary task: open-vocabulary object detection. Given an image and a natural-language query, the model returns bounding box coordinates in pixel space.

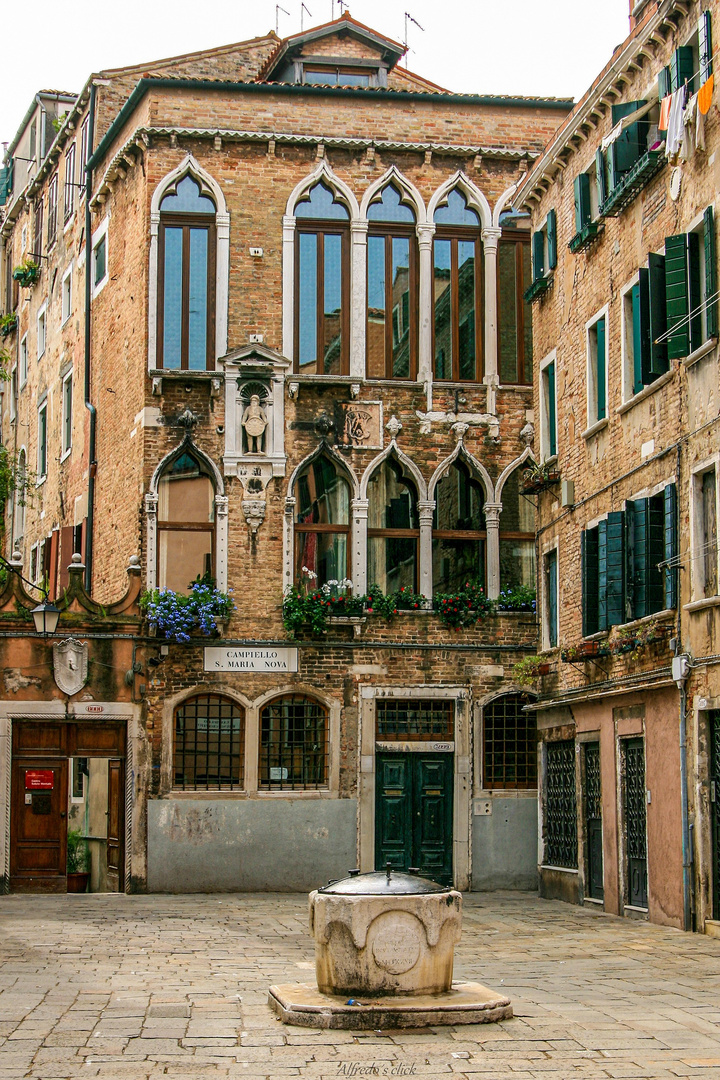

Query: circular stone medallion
[371,914,421,974]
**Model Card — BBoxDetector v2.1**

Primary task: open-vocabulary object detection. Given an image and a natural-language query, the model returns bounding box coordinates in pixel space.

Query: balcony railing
[600,149,666,218]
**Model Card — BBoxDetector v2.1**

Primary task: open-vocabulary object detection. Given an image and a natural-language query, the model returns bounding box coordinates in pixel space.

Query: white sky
[1,0,631,149]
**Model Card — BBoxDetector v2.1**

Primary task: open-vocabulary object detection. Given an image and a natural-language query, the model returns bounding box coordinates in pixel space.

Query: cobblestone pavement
[1,892,720,1080]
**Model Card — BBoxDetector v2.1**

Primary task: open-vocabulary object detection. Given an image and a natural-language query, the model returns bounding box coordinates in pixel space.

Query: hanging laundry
[681,93,697,161]
[696,91,706,151]
[601,120,623,151]
[659,94,672,131]
[665,87,686,161]
[698,74,714,116]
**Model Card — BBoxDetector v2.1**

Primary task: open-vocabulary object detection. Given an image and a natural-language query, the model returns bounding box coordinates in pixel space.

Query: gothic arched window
[157,451,216,591]
[367,458,419,593]
[367,184,417,379]
[433,189,483,382]
[499,467,536,590]
[433,459,486,593]
[295,456,350,587]
[295,182,350,375]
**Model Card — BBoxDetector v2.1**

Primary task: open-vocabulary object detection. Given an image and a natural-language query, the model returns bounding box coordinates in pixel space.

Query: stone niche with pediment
[221,344,289,491]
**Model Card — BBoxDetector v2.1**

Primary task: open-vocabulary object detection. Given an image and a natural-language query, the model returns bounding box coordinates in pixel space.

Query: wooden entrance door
[624,737,648,909]
[106,759,125,892]
[10,757,68,893]
[375,752,453,886]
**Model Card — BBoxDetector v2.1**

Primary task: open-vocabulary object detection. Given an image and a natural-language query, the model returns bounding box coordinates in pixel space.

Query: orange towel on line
[698,74,714,116]
[659,94,672,131]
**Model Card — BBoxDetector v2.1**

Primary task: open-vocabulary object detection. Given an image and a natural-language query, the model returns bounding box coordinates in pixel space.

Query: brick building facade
[0,15,571,893]
[518,0,720,933]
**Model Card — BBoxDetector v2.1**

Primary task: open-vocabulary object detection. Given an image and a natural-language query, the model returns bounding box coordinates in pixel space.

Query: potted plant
[66,829,90,893]
[0,313,18,338]
[512,655,554,686]
[12,259,40,288]
[140,577,235,642]
[521,461,561,494]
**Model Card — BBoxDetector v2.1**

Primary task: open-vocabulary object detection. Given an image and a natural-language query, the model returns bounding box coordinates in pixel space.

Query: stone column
[350,220,368,379]
[283,496,296,594]
[282,216,296,362]
[214,495,229,592]
[418,500,435,599]
[484,502,502,600]
[144,493,158,590]
[482,227,502,387]
[351,498,369,595]
[417,222,436,386]
[147,210,160,370]
[215,210,230,360]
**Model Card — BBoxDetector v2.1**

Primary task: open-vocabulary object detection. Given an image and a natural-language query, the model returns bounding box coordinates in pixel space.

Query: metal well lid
[318,864,450,896]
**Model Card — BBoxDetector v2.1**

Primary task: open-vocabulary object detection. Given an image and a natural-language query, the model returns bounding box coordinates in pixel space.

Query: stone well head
[309,867,462,996]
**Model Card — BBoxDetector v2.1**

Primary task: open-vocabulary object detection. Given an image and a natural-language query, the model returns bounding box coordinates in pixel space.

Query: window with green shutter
[574,175,591,233]
[532,229,544,283]
[543,359,557,458]
[626,494,665,620]
[588,315,607,423]
[547,210,557,271]
[545,548,558,649]
[699,11,713,84]
[665,233,690,359]
[595,148,607,208]
[704,206,717,338]
[664,483,678,610]
[648,253,668,375]
[611,101,648,177]
[582,527,600,637]
[671,45,695,93]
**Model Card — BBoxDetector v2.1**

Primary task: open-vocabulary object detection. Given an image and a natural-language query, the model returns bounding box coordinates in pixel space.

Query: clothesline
[653,289,720,346]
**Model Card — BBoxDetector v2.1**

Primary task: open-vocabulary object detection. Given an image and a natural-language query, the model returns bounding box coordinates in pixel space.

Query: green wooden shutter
[699,11,713,84]
[596,317,606,421]
[671,46,695,93]
[658,65,672,103]
[648,253,669,374]
[704,205,717,338]
[547,360,557,457]
[574,174,591,233]
[595,148,607,209]
[532,230,544,282]
[688,231,703,353]
[664,482,678,609]
[598,519,608,631]
[547,549,558,648]
[607,142,619,193]
[647,493,666,615]
[547,210,557,271]
[633,269,651,393]
[606,511,626,628]
[582,527,600,637]
[625,501,637,621]
[0,160,12,206]
[612,101,646,174]
[665,233,690,359]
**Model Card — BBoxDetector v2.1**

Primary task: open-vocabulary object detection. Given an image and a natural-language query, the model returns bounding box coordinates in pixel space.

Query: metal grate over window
[544,739,578,869]
[174,694,244,790]
[376,699,454,742]
[259,695,328,790]
[483,694,537,789]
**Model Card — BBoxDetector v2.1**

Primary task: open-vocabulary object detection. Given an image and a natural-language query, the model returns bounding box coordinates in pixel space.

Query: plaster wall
[146,796,357,892]
[471,795,538,891]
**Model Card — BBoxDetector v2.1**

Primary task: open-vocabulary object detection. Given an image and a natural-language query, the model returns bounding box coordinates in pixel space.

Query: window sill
[540,865,578,874]
[616,609,675,631]
[147,368,219,380]
[166,790,247,799]
[684,337,718,368]
[256,789,334,799]
[616,369,674,415]
[60,448,72,464]
[684,595,720,613]
[582,417,609,440]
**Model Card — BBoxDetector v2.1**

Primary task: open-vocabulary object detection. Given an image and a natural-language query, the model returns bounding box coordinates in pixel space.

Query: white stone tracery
[148,155,230,372]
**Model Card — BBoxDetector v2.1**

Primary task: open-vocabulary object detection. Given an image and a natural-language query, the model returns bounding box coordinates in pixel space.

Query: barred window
[260,695,327,790]
[483,693,537,789]
[376,699,454,741]
[174,694,244,790]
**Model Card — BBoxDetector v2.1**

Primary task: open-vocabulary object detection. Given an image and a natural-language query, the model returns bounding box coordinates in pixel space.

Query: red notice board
[25,769,55,790]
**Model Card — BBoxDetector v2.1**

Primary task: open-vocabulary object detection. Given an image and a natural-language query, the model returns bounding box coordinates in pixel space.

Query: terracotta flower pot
[66,872,90,893]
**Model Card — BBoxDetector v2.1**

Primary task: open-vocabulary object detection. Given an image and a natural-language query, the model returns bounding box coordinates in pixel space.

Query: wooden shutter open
[633,269,651,393]
[595,318,606,420]
[598,519,608,631]
[532,230,544,282]
[705,205,717,338]
[547,210,557,271]
[606,511,626,629]
[671,46,695,93]
[665,233,690,359]
[595,148,607,208]
[582,527,600,637]
[699,11,713,84]
[664,483,678,609]
[547,360,557,457]
[574,174,591,233]
[648,252,669,374]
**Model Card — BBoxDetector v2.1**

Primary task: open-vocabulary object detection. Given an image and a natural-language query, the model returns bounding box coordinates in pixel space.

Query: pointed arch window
[498,232,533,385]
[499,467,536,590]
[295,182,350,375]
[433,189,483,382]
[158,175,216,370]
[367,459,419,593]
[295,456,350,587]
[433,459,486,593]
[157,451,216,591]
[367,184,417,379]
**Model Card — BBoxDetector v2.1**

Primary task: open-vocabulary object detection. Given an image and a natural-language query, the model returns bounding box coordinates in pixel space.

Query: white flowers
[320,578,353,596]
[301,566,318,580]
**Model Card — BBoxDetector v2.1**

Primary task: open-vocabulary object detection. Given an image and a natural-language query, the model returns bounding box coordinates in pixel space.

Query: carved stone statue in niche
[241,394,268,454]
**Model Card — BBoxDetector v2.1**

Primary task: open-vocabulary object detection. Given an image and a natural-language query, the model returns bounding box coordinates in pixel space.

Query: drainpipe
[673,654,693,930]
[83,82,97,594]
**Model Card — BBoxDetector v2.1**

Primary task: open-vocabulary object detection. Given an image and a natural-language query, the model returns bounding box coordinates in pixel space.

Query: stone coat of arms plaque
[52,638,88,696]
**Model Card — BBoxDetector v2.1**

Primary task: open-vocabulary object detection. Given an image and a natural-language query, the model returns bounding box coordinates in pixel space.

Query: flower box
[522,470,561,494]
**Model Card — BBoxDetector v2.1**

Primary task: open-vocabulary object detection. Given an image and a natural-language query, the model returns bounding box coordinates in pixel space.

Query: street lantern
[31,601,61,637]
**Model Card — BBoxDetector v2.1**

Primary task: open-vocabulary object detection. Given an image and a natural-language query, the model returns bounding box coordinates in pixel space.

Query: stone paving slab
[1,891,719,1079]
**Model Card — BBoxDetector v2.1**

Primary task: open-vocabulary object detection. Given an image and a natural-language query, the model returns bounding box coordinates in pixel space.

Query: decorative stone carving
[451,421,469,443]
[519,422,535,447]
[176,408,200,431]
[335,401,383,449]
[242,499,267,536]
[288,381,299,399]
[52,638,88,697]
[241,394,269,454]
[221,344,290,479]
[314,413,334,438]
[385,414,403,439]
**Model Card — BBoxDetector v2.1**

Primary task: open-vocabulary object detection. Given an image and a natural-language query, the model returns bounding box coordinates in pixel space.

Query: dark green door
[375,752,453,886]
[584,742,604,901]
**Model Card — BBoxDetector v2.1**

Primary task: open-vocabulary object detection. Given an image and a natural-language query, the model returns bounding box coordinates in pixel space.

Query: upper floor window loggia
[433,189,483,383]
[367,184,417,380]
[158,175,216,371]
[295,181,350,376]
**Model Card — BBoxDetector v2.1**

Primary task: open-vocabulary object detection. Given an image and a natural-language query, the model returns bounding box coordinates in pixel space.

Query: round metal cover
[318,869,450,895]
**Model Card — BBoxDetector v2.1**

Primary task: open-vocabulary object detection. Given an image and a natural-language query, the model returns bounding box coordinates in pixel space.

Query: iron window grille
[259,695,328,790]
[376,699,454,742]
[173,694,245,790]
[483,693,537,789]
[544,739,578,868]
